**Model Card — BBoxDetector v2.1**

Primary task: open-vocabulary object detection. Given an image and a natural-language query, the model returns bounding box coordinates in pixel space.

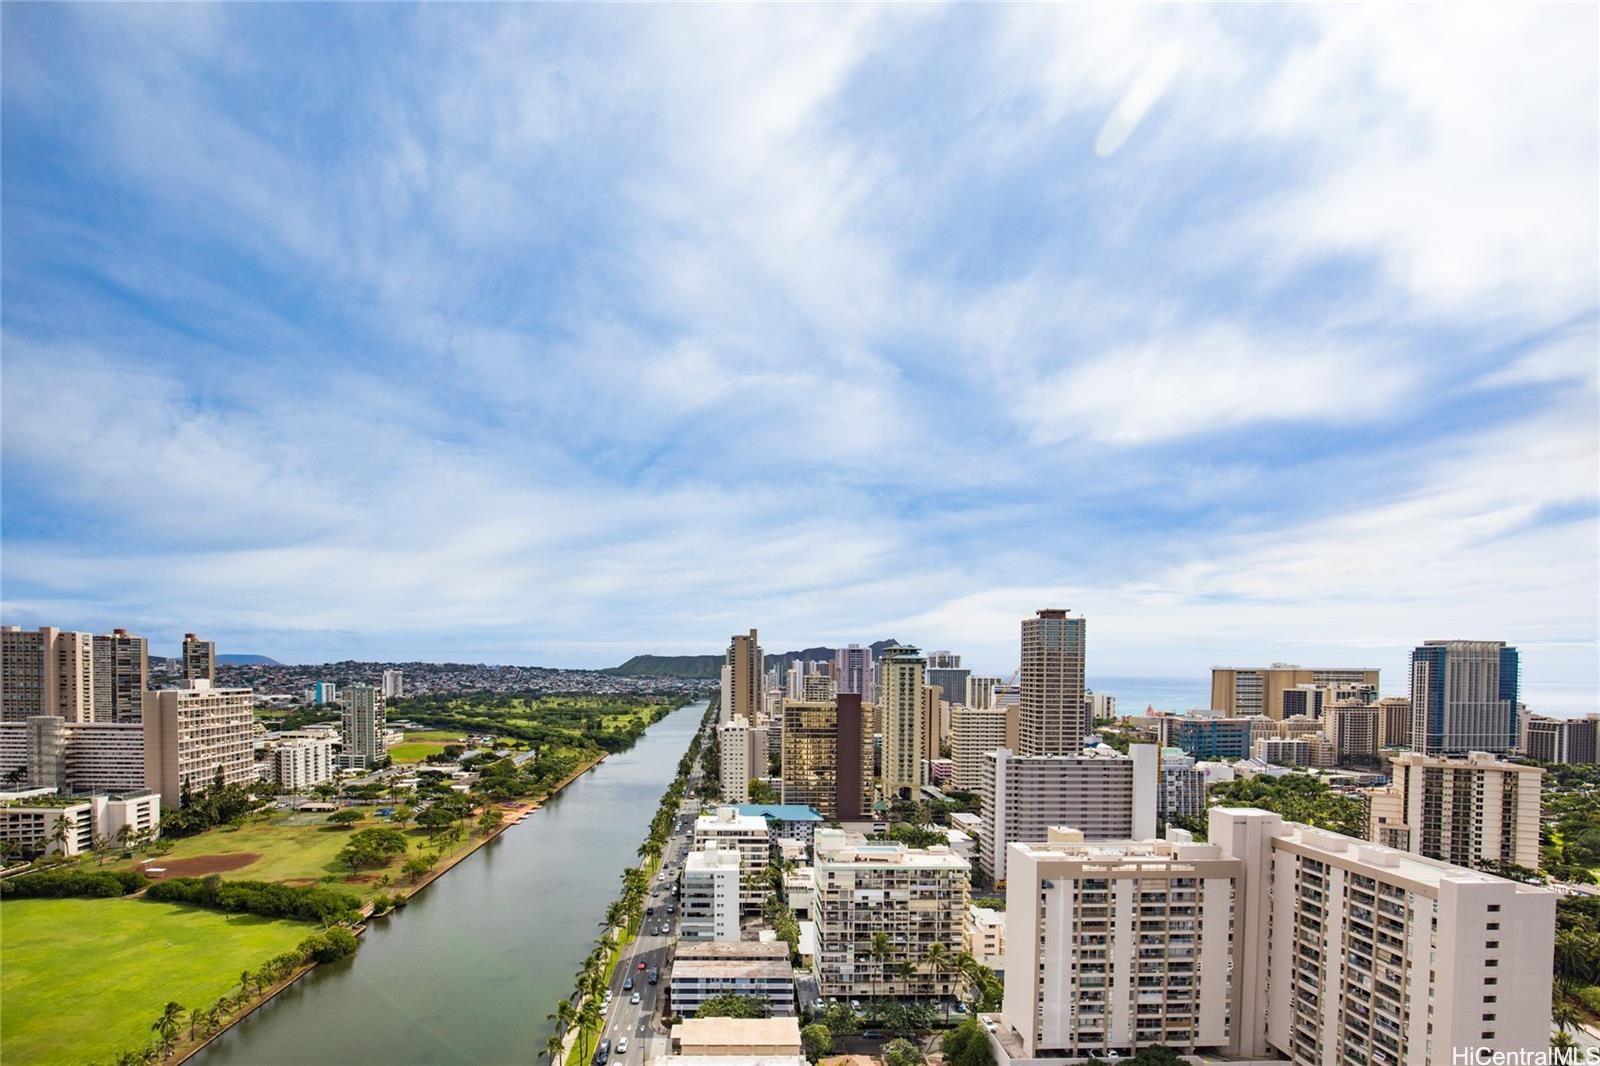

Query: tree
[328,809,365,827]
[49,814,71,857]
[748,779,779,804]
[390,804,414,829]
[477,807,502,835]
[545,1033,565,1063]
[941,1020,995,1066]
[924,942,952,1019]
[694,993,768,1018]
[151,1001,184,1057]
[870,931,893,1000]
[115,824,133,852]
[882,1038,923,1066]
[801,1023,833,1063]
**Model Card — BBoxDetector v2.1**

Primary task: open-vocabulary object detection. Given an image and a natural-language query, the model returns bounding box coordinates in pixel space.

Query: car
[645,906,654,915]
[630,992,641,1004]
[593,1040,611,1066]
[616,1039,629,1055]
[646,968,659,985]
[637,961,647,970]
[623,976,633,991]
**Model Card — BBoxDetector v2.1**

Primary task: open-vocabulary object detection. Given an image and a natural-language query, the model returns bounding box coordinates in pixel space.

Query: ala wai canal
[194,700,707,1066]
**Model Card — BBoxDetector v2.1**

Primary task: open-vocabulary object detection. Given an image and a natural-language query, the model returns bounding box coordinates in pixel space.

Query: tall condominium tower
[780,694,872,820]
[833,644,872,697]
[381,669,404,699]
[340,683,387,770]
[879,645,926,799]
[1409,640,1519,755]
[182,633,216,683]
[1,626,97,723]
[725,629,762,725]
[1020,609,1087,755]
[99,629,148,723]
[142,679,255,807]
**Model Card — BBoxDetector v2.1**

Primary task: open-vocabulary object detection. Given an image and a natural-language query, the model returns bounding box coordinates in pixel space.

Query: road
[591,731,709,1066]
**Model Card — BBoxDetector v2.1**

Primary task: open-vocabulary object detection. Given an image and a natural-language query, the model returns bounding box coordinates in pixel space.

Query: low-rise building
[0,789,160,857]
[732,804,822,850]
[269,737,336,791]
[669,941,795,1017]
[669,1017,803,1057]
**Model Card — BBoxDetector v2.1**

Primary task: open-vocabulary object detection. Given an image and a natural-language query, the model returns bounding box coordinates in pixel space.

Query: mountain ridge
[604,639,902,679]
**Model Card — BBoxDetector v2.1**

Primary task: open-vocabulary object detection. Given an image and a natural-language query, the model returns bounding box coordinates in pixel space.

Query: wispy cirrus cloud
[1,4,1594,706]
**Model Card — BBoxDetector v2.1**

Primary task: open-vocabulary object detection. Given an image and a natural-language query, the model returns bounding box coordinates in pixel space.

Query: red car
[637,961,647,971]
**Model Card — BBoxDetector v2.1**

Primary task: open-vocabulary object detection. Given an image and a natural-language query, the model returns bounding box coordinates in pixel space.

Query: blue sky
[2,5,1596,706]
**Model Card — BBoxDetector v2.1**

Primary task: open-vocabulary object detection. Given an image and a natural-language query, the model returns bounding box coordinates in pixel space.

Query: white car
[616,1039,629,1054]
[630,992,641,1004]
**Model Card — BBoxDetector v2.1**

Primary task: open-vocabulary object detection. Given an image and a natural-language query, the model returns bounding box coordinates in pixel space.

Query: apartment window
[1485,959,1498,967]
[1484,996,1496,1004]
[1487,905,1500,913]
[1485,978,1497,986]
[1482,1014,1495,1022]
[1481,1032,1495,1040]
[1486,940,1498,949]
[1486,922,1499,931]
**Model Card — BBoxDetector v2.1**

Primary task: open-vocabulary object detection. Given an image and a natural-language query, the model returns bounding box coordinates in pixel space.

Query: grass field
[111,808,483,902]
[387,726,467,758]
[1,898,311,1066]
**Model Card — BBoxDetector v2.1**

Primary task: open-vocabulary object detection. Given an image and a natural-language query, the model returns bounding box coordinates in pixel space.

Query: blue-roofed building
[734,804,824,848]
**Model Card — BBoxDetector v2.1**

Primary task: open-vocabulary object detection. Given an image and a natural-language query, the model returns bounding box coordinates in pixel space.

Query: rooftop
[733,804,823,823]
[670,958,793,981]
[671,1017,803,1052]
[675,940,789,960]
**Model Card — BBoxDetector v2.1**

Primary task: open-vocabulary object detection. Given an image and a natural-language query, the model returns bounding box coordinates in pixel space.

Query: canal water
[195,700,706,1066]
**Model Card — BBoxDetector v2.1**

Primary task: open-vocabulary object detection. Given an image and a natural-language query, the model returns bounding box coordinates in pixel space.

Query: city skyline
[3,6,1596,702]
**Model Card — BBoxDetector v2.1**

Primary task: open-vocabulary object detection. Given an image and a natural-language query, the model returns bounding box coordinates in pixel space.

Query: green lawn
[1,898,311,1065]
[110,809,479,902]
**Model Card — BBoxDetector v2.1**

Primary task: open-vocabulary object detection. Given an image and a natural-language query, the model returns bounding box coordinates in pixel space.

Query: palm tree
[1554,998,1580,1037]
[578,996,603,1060]
[151,1002,184,1058]
[951,951,980,1010]
[239,970,255,1000]
[546,1033,566,1063]
[923,942,952,1020]
[870,931,893,1001]
[49,814,71,857]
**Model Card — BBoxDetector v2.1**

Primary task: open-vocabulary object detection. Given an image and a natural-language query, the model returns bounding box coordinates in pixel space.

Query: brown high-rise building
[725,629,762,725]
[1,626,96,723]
[182,633,216,683]
[780,693,872,820]
[93,629,148,723]
[879,645,926,798]
[1019,609,1086,755]
[1211,664,1380,720]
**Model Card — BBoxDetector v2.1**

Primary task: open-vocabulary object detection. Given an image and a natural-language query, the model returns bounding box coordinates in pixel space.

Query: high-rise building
[779,696,871,821]
[1003,827,1240,1058]
[719,664,732,723]
[310,681,338,705]
[921,683,952,763]
[833,644,872,697]
[1020,609,1087,755]
[784,659,804,699]
[926,651,961,669]
[719,716,751,803]
[102,629,148,723]
[1087,690,1117,720]
[1280,684,1325,720]
[813,828,969,1000]
[182,633,216,683]
[1325,700,1380,762]
[381,669,404,699]
[680,842,742,941]
[1409,640,1520,755]
[142,679,255,808]
[693,806,771,915]
[978,745,1158,883]
[878,645,926,799]
[965,676,1002,710]
[1158,749,1207,819]
[1210,664,1380,720]
[1378,696,1412,749]
[339,683,387,770]
[949,704,1020,793]
[2,626,101,723]
[800,673,836,702]
[1364,751,1543,869]
[1210,807,1554,1066]
[726,630,762,725]
[270,737,336,791]
[0,716,147,793]
[1523,713,1599,764]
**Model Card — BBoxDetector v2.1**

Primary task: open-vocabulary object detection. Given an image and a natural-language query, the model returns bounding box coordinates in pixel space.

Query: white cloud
[1019,324,1414,445]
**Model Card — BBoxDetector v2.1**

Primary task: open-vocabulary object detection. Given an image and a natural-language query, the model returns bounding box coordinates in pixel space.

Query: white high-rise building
[949,704,1019,793]
[142,679,255,808]
[979,744,1158,883]
[718,716,751,803]
[965,676,1002,710]
[800,673,837,702]
[381,670,404,699]
[680,842,742,941]
[693,806,771,914]
[1409,640,1519,755]
[271,737,336,791]
[1212,807,1554,1066]
[339,683,387,770]
[833,644,872,697]
[719,664,733,725]
[1364,751,1543,870]
[813,828,969,1000]
[1002,827,1240,1057]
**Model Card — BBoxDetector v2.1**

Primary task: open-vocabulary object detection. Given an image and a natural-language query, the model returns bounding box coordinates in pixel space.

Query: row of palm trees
[546,702,718,1065]
[862,934,998,1017]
